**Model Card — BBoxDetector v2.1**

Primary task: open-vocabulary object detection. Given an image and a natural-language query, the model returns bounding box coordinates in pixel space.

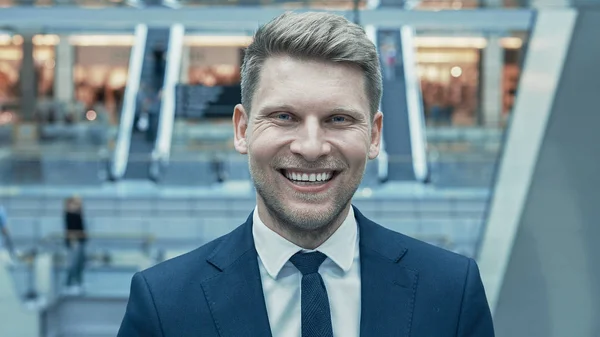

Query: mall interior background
[0,1,599,337]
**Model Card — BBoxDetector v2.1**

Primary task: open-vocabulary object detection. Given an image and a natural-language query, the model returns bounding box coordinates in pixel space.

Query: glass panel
[416,32,526,129]
[0,35,135,186]
[414,31,527,189]
[74,44,131,125]
[418,47,481,127]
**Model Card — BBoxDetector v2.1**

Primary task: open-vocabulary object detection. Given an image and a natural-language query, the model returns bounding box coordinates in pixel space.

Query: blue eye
[275,113,292,120]
[331,116,347,123]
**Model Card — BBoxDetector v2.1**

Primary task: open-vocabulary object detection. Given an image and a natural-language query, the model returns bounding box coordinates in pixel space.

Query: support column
[19,33,36,122]
[54,35,74,104]
[478,7,600,337]
[179,44,190,84]
[481,34,504,127]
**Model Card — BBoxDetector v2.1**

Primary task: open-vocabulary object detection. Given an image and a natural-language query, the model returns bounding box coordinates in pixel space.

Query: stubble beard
[248,154,364,241]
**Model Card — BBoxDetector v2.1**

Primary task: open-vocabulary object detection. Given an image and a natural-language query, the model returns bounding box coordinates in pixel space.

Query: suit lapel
[355,207,418,337]
[200,213,273,337]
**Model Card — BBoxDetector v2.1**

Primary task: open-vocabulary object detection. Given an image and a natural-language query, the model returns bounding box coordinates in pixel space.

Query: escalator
[122,28,170,180]
[110,24,184,182]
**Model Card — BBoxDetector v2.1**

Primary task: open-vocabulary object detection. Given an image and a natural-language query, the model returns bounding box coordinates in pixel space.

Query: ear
[368,111,383,160]
[233,104,249,154]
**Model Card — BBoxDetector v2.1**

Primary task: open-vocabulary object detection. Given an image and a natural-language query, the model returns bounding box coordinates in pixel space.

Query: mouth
[278,169,340,186]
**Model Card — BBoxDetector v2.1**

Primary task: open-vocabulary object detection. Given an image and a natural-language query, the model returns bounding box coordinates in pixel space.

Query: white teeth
[284,170,333,182]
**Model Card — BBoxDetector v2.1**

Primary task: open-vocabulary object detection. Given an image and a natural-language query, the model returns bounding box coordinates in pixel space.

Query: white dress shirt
[252,207,361,337]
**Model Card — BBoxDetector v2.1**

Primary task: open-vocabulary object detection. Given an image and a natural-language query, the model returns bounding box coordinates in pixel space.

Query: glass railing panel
[0,100,116,186]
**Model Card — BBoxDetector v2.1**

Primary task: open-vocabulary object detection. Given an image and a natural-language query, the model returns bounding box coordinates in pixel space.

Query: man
[118,12,494,337]
[63,196,87,294]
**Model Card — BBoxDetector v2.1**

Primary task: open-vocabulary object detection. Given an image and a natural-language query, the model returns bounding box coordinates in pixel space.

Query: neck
[257,203,350,250]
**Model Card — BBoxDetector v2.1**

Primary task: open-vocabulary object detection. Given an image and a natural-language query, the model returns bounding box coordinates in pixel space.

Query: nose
[289,117,331,162]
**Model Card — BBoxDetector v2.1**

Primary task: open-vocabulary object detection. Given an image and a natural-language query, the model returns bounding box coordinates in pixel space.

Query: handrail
[364,25,389,183]
[110,24,148,180]
[400,26,429,182]
[41,232,155,244]
[150,23,185,181]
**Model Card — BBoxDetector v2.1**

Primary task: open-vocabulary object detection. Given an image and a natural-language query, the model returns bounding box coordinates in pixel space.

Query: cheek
[248,132,284,161]
[329,131,371,158]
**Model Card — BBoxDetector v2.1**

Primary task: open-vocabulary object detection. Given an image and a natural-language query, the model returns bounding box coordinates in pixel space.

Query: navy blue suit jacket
[118,207,494,337]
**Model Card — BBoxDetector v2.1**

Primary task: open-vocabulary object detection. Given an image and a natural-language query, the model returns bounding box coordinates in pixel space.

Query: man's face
[233,55,383,232]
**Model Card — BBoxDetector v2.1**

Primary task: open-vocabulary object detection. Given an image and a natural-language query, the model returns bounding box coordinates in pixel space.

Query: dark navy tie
[289,251,334,337]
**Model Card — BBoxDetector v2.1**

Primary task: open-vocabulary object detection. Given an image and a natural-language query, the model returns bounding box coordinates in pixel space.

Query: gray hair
[241,11,382,118]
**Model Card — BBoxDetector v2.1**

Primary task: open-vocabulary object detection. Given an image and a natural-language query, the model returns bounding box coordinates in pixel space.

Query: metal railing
[110,24,148,180]
[1,147,502,187]
[1,197,487,251]
[150,24,185,181]
[2,231,154,313]
[0,177,491,309]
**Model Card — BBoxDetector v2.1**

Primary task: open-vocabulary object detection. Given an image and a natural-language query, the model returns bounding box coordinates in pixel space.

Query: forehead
[252,55,369,115]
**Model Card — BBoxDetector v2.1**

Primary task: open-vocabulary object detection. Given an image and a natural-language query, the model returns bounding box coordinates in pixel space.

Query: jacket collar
[203,206,417,337]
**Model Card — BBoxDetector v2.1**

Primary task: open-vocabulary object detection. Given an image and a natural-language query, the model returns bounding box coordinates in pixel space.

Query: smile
[279,169,338,185]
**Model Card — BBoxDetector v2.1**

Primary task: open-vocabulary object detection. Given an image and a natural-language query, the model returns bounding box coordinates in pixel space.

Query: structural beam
[479,7,600,337]
[0,7,533,31]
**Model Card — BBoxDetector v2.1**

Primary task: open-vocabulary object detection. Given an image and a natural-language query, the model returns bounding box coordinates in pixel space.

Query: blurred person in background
[152,44,166,90]
[146,89,162,143]
[118,12,494,337]
[63,196,87,295]
[0,204,16,262]
[135,82,151,132]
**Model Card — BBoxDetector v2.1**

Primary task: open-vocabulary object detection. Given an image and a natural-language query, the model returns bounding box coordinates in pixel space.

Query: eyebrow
[256,104,296,116]
[329,107,365,117]
[257,104,365,118]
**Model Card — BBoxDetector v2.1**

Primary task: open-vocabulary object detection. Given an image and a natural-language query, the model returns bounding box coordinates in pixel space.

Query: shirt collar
[252,206,358,279]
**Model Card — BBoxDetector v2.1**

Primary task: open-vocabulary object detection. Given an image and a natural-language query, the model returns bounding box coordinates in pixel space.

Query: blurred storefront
[184,36,249,87]
[71,35,133,125]
[0,31,524,127]
[0,33,132,125]
[0,34,56,110]
[179,33,525,128]
[415,34,525,127]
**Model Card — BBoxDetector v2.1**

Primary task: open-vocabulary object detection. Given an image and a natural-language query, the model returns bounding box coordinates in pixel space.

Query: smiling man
[118,12,494,337]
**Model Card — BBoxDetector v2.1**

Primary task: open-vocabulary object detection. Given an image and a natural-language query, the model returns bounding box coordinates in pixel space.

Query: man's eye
[275,113,293,121]
[331,115,348,123]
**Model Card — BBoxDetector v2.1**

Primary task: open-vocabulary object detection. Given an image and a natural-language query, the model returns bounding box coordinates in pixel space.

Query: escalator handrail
[110,24,148,180]
[151,24,185,179]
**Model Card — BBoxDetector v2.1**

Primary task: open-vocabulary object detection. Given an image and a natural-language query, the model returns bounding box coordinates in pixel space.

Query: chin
[276,201,347,231]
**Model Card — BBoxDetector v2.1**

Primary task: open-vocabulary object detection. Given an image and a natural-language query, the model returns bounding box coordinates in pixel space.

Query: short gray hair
[241,11,382,118]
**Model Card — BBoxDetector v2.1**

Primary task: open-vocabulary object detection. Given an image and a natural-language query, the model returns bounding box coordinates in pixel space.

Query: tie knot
[289,251,327,275]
